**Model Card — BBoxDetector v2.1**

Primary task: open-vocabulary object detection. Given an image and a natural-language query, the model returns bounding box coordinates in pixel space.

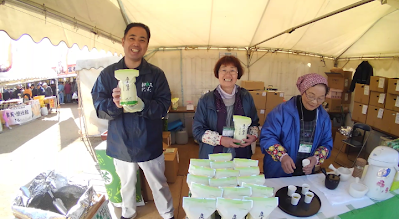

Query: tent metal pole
[116,0,131,25]
[249,0,376,48]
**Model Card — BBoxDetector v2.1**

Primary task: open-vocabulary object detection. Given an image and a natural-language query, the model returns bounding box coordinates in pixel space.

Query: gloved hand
[123,97,145,113]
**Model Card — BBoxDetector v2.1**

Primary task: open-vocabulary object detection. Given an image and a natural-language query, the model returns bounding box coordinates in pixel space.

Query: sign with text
[3,105,32,125]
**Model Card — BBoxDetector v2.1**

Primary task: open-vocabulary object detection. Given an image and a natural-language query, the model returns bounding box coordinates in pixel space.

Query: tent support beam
[4,0,122,44]
[249,0,376,48]
[116,0,131,25]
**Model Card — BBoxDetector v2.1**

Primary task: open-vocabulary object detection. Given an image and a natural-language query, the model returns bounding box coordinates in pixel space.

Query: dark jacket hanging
[349,61,373,92]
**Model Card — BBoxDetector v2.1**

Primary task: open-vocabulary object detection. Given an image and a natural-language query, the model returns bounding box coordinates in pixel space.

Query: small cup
[304,192,314,204]
[301,184,310,195]
[291,193,301,205]
[302,159,310,167]
[287,185,297,197]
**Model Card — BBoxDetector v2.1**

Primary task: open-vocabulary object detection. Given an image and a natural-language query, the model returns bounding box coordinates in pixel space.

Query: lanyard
[299,97,318,144]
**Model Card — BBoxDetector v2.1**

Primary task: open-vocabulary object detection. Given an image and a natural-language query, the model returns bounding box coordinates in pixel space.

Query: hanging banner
[3,105,32,125]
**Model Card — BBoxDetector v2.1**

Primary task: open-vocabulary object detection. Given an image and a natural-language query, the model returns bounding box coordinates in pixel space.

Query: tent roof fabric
[0,0,398,58]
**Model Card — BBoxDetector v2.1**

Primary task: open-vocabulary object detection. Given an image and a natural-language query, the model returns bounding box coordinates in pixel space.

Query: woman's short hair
[214,56,244,79]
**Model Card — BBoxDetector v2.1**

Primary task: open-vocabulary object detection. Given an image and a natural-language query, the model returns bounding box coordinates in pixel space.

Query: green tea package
[210,161,234,169]
[216,198,253,219]
[191,183,223,199]
[233,115,252,143]
[237,175,265,186]
[189,165,216,177]
[241,182,274,197]
[233,158,259,168]
[243,197,278,219]
[235,166,260,177]
[214,169,240,179]
[187,174,211,189]
[221,186,252,199]
[183,197,217,219]
[209,177,238,188]
[208,153,232,162]
[190,159,212,167]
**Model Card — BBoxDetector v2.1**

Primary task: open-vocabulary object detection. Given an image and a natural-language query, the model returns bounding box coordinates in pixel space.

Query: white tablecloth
[265,173,399,219]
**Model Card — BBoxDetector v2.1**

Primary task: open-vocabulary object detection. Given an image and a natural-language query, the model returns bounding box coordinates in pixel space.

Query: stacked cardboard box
[248,89,284,126]
[325,70,353,113]
[352,77,399,137]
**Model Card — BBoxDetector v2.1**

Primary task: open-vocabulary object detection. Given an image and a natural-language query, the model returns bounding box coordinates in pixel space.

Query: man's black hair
[124,23,151,42]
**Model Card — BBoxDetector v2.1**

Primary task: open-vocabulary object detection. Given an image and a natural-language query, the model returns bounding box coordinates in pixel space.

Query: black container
[321,168,340,190]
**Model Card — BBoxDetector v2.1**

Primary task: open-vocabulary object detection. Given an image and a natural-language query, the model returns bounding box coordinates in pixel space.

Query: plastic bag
[72,92,78,100]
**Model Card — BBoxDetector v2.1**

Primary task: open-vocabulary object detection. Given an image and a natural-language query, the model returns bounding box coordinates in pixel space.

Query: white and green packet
[187,174,211,189]
[209,177,238,188]
[190,159,211,167]
[191,182,223,199]
[210,161,234,169]
[221,186,252,199]
[233,158,259,168]
[216,197,253,219]
[208,153,232,162]
[214,169,240,179]
[189,165,216,177]
[183,197,217,219]
[242,182,274,197]
[235,166,260,176]
[237,175,266,186]
[233,115,252,143]
[243,197,279,219]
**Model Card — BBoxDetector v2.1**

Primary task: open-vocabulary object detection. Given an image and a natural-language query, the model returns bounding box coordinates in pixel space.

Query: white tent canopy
[1,0,399,59]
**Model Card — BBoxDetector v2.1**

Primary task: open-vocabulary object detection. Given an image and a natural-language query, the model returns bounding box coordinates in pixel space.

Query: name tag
[299,144,312,153]
[222,127,234,137]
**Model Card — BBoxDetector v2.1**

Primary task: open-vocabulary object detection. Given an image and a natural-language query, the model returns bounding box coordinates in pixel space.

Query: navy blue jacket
[260,96,333,178]
[192,87,259,159]
[91,58,171,162]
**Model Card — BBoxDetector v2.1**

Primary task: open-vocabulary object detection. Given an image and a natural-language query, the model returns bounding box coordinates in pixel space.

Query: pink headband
[296,73,328,94]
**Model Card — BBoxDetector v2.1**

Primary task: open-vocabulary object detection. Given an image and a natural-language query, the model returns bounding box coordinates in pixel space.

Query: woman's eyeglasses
[219,69,238,76]
[304,91,325,103]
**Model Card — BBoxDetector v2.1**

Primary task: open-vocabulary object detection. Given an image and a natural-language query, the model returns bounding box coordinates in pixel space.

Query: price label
[396,113,399,124]
[262,92,266,96]
[364,85,370,95]
[378,78,385,88]
[378,93,386,104]
[280,92,284,97]
[345,79,349,87]
[345,93,349,101]
[362,105,368,114]
[395,96,399,107]
[377,108,384,119]
[396,80,399,91]
[260,109,265,114]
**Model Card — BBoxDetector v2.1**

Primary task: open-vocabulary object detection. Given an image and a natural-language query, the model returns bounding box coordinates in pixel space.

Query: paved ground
[0,103,105,218]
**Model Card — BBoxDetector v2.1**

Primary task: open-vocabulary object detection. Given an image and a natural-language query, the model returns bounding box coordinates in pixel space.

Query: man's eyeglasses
[219,69,238,76]
[304,91,325,103]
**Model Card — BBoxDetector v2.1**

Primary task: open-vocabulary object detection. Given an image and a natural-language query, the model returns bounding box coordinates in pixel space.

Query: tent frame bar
[3,0,122,44]
[249,0,376,48]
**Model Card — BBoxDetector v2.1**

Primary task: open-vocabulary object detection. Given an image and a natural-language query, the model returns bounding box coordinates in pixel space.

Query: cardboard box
[164,148,179,183]
[325,98,342,113]
[369,91,386,108]
[342,104,350,113]
[163,131,171,146]
[241,81,264,91]
[264,108,274,120]
[385,93,399,112]
[352,102,368,123]
[333,131,349,152]
[369,76,388,92]
[387,78,399,95]
[354,83,370,105]
[382,109,399,136]
[326,71,352,91]
[257,109,266,126]
[366,105,385,131]
[249,91,267,109]
[265,91,284,109]
[341,91,352,104]
[326,88,343,99]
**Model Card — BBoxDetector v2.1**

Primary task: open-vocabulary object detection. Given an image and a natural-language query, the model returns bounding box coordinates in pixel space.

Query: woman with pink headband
[260,73,333,178]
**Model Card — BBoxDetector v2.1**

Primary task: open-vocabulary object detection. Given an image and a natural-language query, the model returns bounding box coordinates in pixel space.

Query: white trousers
[114,154,174,219]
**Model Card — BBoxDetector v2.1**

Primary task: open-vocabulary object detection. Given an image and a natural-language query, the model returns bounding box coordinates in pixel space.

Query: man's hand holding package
[112,85,145,113]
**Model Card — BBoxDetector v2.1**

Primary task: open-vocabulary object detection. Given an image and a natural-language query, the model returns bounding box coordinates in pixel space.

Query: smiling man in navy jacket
[91,23,174,219]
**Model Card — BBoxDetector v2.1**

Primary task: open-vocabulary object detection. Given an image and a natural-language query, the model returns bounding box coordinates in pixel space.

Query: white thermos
[362,146,399,201]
